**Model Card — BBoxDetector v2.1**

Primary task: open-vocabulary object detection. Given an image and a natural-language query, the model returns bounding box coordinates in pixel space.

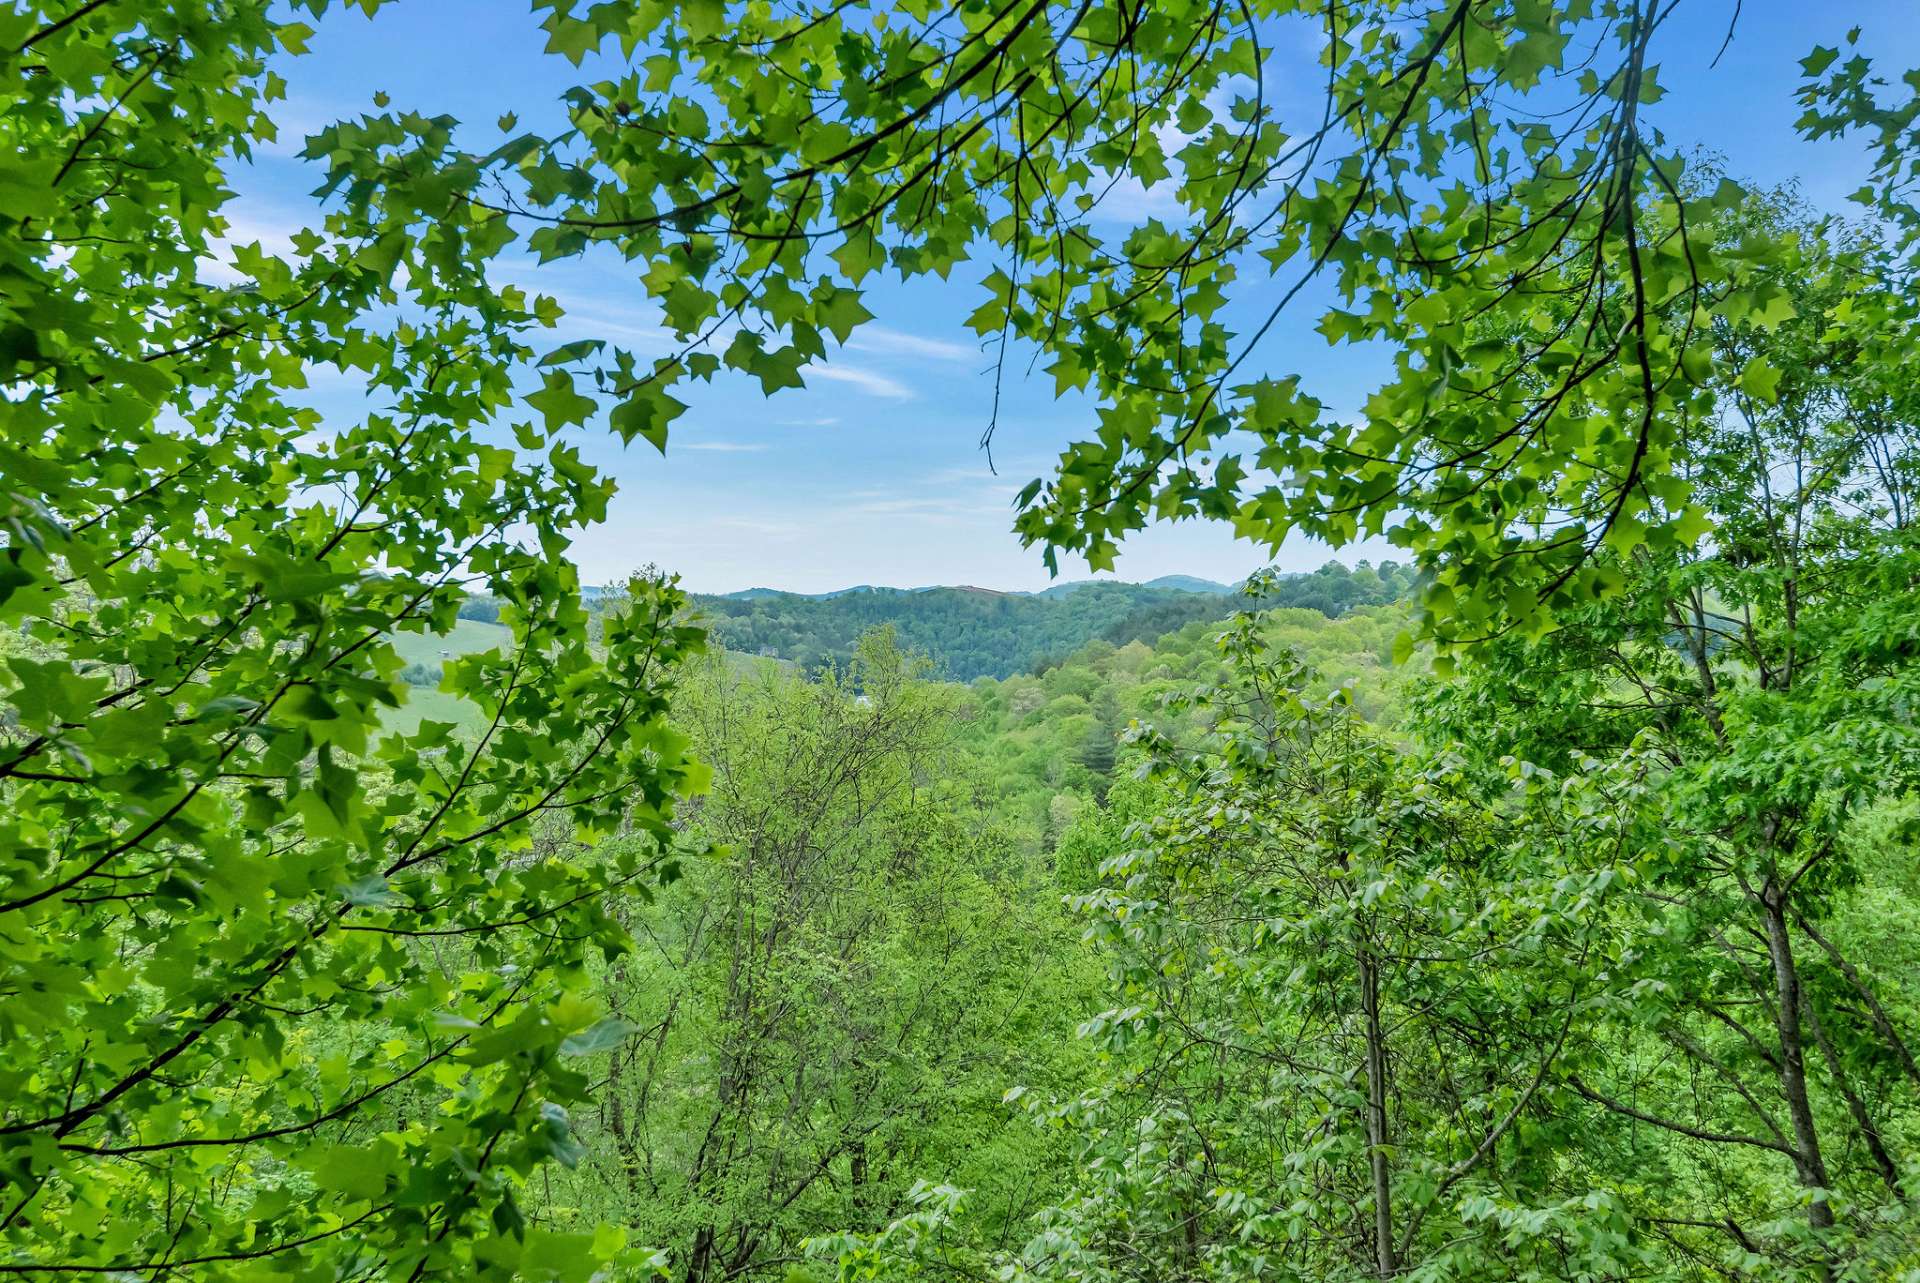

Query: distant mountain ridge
[685,562,1412,681]
[720,585,884,601]
[1142,574,1239,594]
[1038,574,1240,597]
[715,574,1241,602]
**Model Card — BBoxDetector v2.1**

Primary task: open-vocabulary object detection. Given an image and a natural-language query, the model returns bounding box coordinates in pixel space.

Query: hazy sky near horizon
[227,2,1920,593]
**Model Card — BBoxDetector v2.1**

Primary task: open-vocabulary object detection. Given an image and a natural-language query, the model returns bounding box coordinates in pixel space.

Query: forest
[4,2,1920,1282]
[687,559,1413,678]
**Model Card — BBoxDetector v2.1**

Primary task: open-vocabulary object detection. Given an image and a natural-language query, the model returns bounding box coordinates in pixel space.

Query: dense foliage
[692,560,1412,679]
[540,634,1100,1279]
[6,3,1920,1283]
[960,601,1411,842]
[797,203,1920,1283]
[0,3,707,1280]
[393,0,1877,633]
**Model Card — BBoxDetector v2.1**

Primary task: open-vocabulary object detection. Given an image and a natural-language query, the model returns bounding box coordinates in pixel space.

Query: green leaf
[1738,356,1782,404]
[341,875,402,907]
[527,371,598,430]
[559,1017,636,1056]
[609,384,688,453]
[817,287,875,345]
[1800,46,1840,77]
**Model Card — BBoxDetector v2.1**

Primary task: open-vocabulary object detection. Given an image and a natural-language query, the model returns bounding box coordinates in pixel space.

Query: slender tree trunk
[1763,889,1834,1232]
[602,961,650,1197]
[1359,942,1399,1277]
[850,1138,869,1222]
[1805,996,1903,1195]
[1791,906,1920,1091]
[686,1224,714,1283]
[1668,596,1727,744]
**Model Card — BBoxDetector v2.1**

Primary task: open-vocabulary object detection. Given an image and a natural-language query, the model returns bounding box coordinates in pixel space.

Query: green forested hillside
[522,603,1417,1275]
[690,560,1412,679]
[956,603,1413,847]
[539,635,1104,1264]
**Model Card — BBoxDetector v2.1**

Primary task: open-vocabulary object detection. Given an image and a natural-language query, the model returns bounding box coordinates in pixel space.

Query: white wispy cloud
[1088,173,1187,224]
[849,326,981,364]
[919,466,1003,485]
[844,491,1010,520]
[803,363,915,400]
[1084,82,1254,225]
[846,499,988,521]
[520,283,676,351]
[548,309,674,350]
[847,497,934,513]
[707,516,804,537]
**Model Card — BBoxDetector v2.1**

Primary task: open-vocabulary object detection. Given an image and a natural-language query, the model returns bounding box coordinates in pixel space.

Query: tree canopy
[328,0,1916,636]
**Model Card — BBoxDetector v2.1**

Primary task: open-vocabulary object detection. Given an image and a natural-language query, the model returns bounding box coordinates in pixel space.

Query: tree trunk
[1763,890,1834,1232]
[1791,906,1920,1091]
[686,1224,714,1283]
[1805,995,1902,1195]
[1359,943,1399,1277]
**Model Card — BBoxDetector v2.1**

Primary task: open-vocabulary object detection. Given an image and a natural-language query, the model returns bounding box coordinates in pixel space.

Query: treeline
[684,560,1413,679]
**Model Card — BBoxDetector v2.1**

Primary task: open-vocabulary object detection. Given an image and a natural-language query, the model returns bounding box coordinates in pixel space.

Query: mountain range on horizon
[475,565,1412,680]
[707,573,1246,602]
[682,562,1415,681]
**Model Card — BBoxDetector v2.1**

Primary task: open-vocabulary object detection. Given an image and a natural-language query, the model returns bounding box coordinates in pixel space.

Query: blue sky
[224,2,1920,594]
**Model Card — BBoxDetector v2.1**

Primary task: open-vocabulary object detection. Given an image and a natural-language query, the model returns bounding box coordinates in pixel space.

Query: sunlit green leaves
[609,381,688,452]
[403,0,1864,645]
[528,369,599,429]
[0,3,706,1278]
[1006,601,1650,1282]
[1738,354,1783,403]
[5,2,1918,1277]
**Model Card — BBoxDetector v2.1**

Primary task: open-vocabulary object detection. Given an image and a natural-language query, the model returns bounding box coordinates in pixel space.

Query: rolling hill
[688,561,1411,680]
